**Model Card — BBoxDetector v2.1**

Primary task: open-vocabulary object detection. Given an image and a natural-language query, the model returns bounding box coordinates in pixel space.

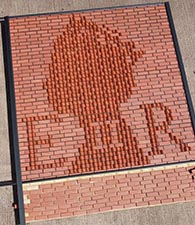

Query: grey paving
[0,0,195,225]
[29,201,195,225]
[0,186,15,225]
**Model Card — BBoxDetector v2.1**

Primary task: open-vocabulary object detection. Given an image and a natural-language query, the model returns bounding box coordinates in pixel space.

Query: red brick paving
[23,166,195,222]
[8,3,195,222]
[9,4,195,181]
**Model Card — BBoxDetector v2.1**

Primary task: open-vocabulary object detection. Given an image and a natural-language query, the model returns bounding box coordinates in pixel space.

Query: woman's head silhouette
[44,15,143,123]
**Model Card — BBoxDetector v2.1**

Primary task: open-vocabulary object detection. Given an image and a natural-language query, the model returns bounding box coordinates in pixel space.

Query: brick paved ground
[7,2,195,222]
[23,164,195,222]
[9,4,195,180]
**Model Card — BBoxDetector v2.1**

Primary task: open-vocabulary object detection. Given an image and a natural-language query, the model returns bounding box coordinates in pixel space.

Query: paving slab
[0,186,15,225]
[29,201,195,225]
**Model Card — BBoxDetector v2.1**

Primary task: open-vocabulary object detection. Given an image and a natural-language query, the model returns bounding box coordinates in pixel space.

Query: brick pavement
[7,3,195,222]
